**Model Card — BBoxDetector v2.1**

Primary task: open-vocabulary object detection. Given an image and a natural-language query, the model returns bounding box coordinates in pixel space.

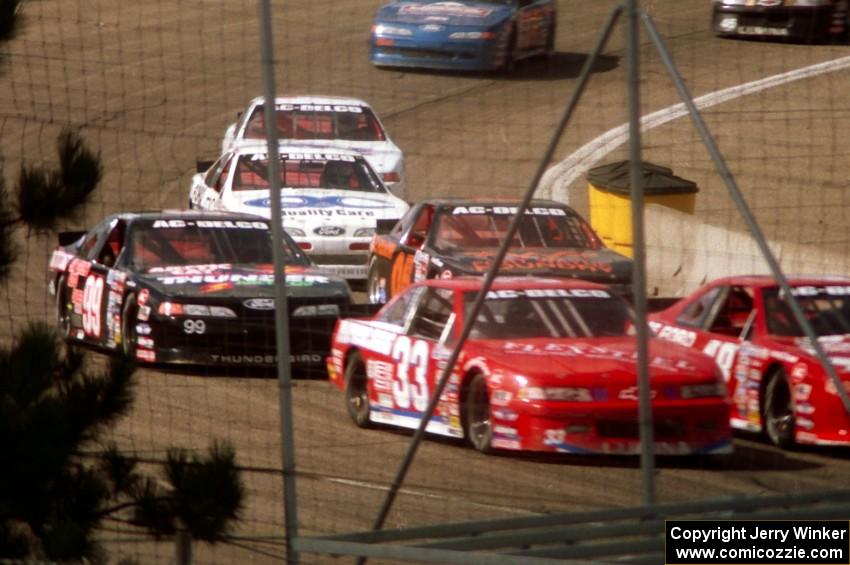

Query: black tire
[121,294,138,359]
[344,352,372,428]
[55,275,72,338]
[501,28,517,73]
[763,368,796,449]
[463,373,493,453]
[367,259,386,305]
[544,21,556,58]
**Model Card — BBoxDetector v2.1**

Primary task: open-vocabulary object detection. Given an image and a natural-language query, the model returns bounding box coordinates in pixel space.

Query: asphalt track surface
[2,1,850,563]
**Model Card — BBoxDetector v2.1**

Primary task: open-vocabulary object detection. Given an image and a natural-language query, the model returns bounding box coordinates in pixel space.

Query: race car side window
[380,286,424,327]
[97,219,126,267]
[205,154,234,193]
[402,205,433,248]
[409,287,454,341]
[707,285,755,338]
[676,286,723,329]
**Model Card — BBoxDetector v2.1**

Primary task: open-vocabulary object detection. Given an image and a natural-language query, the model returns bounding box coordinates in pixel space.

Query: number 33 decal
[392,336,430,411]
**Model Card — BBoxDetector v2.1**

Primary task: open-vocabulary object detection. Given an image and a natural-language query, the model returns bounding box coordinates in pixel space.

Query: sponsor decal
[421,24,444,31]
[138,305,151,321]
[618,386,657,401]
[486,288,610,300]
[49,249,74,271]
[334,320,398,356]
[67,258,91,288]
[274,103,362,113]
[249,152,355,162]
[501,342,699,372]
[467,250,615,275]
[493,425,519,438]
[399,3,493,18]
[491,390,512,406]
[651,323,697,348]
[314,225,345,236]
[493,408,519,421]
[367,359,394,391]
[451,206,567,216]
[148,264,231,276]
[151,219,267,229]
[137,349,156,362]
[491,438,521,450]
[244,298,275,310]
[244,195,394,216]
[209,353,323,364]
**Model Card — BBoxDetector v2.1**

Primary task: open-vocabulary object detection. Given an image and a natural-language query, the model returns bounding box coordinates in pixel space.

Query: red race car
[327,277,731,455]
[649,275,850,449]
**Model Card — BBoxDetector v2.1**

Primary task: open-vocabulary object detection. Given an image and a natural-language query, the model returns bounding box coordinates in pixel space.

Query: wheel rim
[122,298,137,358]
[765,378,793,445]
[346,362,370,424]
[467,378,491,450]
[368,273,381,304]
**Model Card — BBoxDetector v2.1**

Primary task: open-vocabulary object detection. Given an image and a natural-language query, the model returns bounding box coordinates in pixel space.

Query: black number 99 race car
[47,210,352,373]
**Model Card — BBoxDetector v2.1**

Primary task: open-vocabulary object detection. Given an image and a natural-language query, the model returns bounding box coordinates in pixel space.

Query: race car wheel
[55,275,72,338]
[463,373,493,453]
[367,259,386,305]
[501,27,517,73]
[345,352,373,428]
[763,368,795,449]
[121,294,138,359]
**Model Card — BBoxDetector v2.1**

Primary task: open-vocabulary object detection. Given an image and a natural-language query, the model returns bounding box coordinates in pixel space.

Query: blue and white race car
[189,142,410,280]
[221,95,407,199]
[370,0,556,72]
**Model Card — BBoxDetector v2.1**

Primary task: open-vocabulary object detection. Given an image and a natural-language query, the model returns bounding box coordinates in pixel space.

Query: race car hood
[435,247,633,285]
[135,264,351,300]
[466,337,722,390]
[225,188,409,226]
[377,1,513,27]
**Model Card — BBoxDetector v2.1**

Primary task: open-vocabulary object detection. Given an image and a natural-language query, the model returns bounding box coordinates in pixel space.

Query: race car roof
[229,140,362,158]
[105,209,274,223]
[245,94,374,110]
[414,196,575,210]
[417,276,610,293]
[703,274,850,288]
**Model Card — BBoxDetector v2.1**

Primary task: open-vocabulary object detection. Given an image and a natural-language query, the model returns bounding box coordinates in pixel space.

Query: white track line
[543,54,850,203]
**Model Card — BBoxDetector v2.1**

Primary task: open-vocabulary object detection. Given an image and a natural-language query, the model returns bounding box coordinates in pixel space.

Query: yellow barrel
[587,161,698,257]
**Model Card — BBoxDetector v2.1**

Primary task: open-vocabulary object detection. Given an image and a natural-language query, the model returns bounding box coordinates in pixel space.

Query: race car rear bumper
[370,36,507,71]
[712,4,846,40]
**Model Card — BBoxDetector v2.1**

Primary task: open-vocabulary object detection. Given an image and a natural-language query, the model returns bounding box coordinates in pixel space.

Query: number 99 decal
[183,319,206,334]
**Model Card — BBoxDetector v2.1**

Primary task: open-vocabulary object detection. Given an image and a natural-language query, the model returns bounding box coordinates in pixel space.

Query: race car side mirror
[196,160,215,173]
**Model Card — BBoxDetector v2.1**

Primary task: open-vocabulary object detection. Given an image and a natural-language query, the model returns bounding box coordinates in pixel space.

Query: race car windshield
[127,220,307,271]
[432,207,600,252]
[244,105,386,142]
[763,286,850,337]
[466,291,633,339]
[232,155,385,193]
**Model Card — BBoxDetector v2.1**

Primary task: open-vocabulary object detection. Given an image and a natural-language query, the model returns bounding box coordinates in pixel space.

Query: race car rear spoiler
[58,230,86,247]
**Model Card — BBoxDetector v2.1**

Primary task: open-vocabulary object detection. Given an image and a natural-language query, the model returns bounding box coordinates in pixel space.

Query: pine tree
[0,3,244,561]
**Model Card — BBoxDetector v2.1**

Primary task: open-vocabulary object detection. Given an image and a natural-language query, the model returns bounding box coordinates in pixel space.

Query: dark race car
[47,210,352,373]
[369,0,556,72]
[649,275,850,448]
[712,0,850,42]
[365,198,633,304]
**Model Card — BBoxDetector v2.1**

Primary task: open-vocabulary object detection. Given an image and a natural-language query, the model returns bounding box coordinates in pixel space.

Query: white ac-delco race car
[189,142,410,280]
[222,95,406,199]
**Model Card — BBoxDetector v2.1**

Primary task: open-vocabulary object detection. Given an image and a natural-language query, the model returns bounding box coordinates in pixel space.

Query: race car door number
[392,336,430,411]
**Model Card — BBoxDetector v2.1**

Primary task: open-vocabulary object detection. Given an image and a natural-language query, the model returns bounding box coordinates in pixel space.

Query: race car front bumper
[712,4,845,40]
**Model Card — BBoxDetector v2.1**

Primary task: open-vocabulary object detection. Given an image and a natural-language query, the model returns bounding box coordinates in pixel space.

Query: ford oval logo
[243,298,275,310]
[314,225,344,236]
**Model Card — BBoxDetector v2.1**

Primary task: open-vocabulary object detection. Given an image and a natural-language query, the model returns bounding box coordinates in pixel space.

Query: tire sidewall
[463,373,493,453]
[344,352,372,428]
[121,294,138,359]
[763,369,795,449]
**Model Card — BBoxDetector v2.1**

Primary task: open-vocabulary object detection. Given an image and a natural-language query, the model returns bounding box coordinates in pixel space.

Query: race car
[189,142,410,280]
[366,198,633,304]
[712,0,850,42]
[369,0,556,72]
[649,275,850,448]
[47,210,353,372]
[327,277,732,455]
[221,96,406,199]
